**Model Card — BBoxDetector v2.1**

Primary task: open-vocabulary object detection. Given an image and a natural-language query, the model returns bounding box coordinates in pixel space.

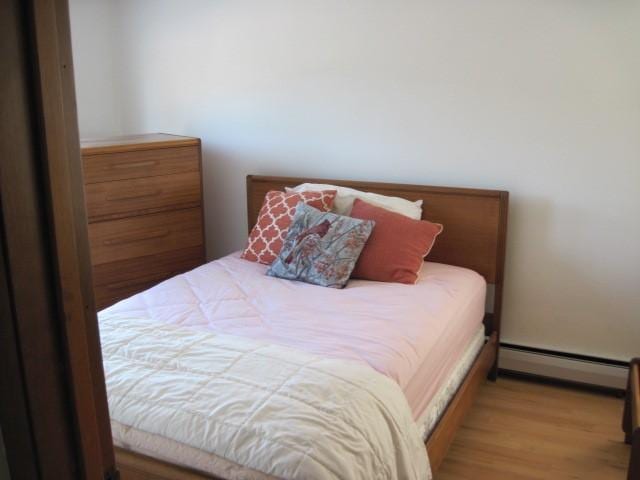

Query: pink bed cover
[100,252,486,420]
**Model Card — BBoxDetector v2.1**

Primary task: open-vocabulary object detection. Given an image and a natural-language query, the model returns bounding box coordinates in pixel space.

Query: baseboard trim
[498,369,625,397]
[500,342,628,367]
[499,343,628,393]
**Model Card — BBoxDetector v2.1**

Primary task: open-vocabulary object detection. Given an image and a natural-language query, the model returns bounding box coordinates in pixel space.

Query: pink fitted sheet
[100,251,486,419]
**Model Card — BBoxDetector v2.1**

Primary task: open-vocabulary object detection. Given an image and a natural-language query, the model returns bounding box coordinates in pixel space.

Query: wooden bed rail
[426,332,498,471]
[623,358,639,480]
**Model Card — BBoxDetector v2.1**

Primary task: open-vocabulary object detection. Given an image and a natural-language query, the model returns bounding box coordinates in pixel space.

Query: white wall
[69,0,640,362]
[69,0,123,137]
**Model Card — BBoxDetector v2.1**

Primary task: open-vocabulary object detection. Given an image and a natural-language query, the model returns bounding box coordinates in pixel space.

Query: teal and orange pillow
[267,202,374,288]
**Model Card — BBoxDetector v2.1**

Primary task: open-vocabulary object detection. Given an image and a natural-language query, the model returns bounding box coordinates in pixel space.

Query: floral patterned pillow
[267,202,374,288]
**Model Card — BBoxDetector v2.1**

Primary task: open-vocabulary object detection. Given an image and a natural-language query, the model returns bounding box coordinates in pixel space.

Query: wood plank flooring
[435,377,630,480]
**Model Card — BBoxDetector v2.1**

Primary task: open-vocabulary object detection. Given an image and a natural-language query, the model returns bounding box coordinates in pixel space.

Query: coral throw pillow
[350,199,443,284]
[267,203,374,288]
[241,190,336,265]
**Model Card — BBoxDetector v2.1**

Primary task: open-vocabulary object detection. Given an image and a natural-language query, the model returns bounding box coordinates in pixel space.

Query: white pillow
[286,183,423,219]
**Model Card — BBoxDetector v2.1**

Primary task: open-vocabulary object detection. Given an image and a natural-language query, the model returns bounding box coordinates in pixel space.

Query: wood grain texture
[85,170,201,222]
[0,1,80,476]
[88,207,204,266]
[631,360,639,432]
[24,0,117,476]
[1,0,117,476]
[81,133,199,155]
[92,246,204,310]
[436,378,630,480]
[82,136,205,310]
[624,359,639,479]
[83,145,200,184]
[427,333,497,471]
[245,175,509,284]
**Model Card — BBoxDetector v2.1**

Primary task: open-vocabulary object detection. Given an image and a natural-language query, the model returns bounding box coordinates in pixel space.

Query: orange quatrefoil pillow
[241,190,337,265]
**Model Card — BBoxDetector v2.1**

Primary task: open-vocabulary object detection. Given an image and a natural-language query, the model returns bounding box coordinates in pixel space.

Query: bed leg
[624,378,633,445]
[488,362,498,382]
[486,335,499,382]
[624,359,639,444]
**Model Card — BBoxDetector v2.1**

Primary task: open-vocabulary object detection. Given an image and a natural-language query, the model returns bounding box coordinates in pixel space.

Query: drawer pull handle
[103,228,170,247]
[106,189,162,202]
[113,160,157,169]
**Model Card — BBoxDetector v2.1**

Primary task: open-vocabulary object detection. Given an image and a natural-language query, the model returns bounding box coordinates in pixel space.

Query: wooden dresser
[81,133,206,310]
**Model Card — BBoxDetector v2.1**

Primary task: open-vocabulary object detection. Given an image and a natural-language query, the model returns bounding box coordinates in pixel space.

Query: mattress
[102,251,486,420]
[418,324,485,439]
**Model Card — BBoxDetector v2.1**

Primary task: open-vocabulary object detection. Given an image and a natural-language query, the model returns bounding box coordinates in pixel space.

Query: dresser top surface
[81,133,200,155]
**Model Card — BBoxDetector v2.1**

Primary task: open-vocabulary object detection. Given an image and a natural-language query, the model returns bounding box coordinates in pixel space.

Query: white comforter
[101,313,431,480]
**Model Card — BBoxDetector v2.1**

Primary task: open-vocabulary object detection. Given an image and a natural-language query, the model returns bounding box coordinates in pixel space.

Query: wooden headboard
[246,175,509,336]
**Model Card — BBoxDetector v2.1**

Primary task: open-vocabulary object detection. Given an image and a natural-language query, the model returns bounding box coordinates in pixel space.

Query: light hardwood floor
[436,377,630,480]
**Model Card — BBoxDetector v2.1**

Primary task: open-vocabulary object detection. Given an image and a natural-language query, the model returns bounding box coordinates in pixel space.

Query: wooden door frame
[0,0,117,478]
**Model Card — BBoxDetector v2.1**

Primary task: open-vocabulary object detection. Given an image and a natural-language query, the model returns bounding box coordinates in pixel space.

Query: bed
[102,175,509,479]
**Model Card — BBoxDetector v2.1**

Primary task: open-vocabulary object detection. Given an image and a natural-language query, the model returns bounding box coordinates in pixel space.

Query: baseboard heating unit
[499,343,629,393]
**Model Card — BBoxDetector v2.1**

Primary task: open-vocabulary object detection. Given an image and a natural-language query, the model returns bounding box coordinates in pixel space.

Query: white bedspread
[102,252,485,420]
[101,313,431,480]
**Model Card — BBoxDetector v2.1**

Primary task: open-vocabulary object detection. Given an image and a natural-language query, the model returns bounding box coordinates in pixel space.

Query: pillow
[286,183,422,219]
[267,202,374,288]
[241,190,337,265]
[350,199,443,284]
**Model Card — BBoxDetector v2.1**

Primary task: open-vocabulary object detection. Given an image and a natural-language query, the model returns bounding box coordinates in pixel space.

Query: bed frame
[115,175,509,479]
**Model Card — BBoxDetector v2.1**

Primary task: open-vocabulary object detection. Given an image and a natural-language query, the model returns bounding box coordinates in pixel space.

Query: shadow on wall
[199,143,337,259]
[502,194,633,359]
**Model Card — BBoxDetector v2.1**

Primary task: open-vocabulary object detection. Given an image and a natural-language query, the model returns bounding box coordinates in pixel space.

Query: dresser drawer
[83,145,199,184]
[92,246,205,310]
[88,207,203,266]
[85,171,201,222]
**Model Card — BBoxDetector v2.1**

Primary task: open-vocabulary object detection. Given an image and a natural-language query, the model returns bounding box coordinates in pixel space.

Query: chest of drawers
[81,133,206,310]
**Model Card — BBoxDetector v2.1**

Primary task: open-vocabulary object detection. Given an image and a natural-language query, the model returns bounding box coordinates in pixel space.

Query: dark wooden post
[623,358,639,480]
